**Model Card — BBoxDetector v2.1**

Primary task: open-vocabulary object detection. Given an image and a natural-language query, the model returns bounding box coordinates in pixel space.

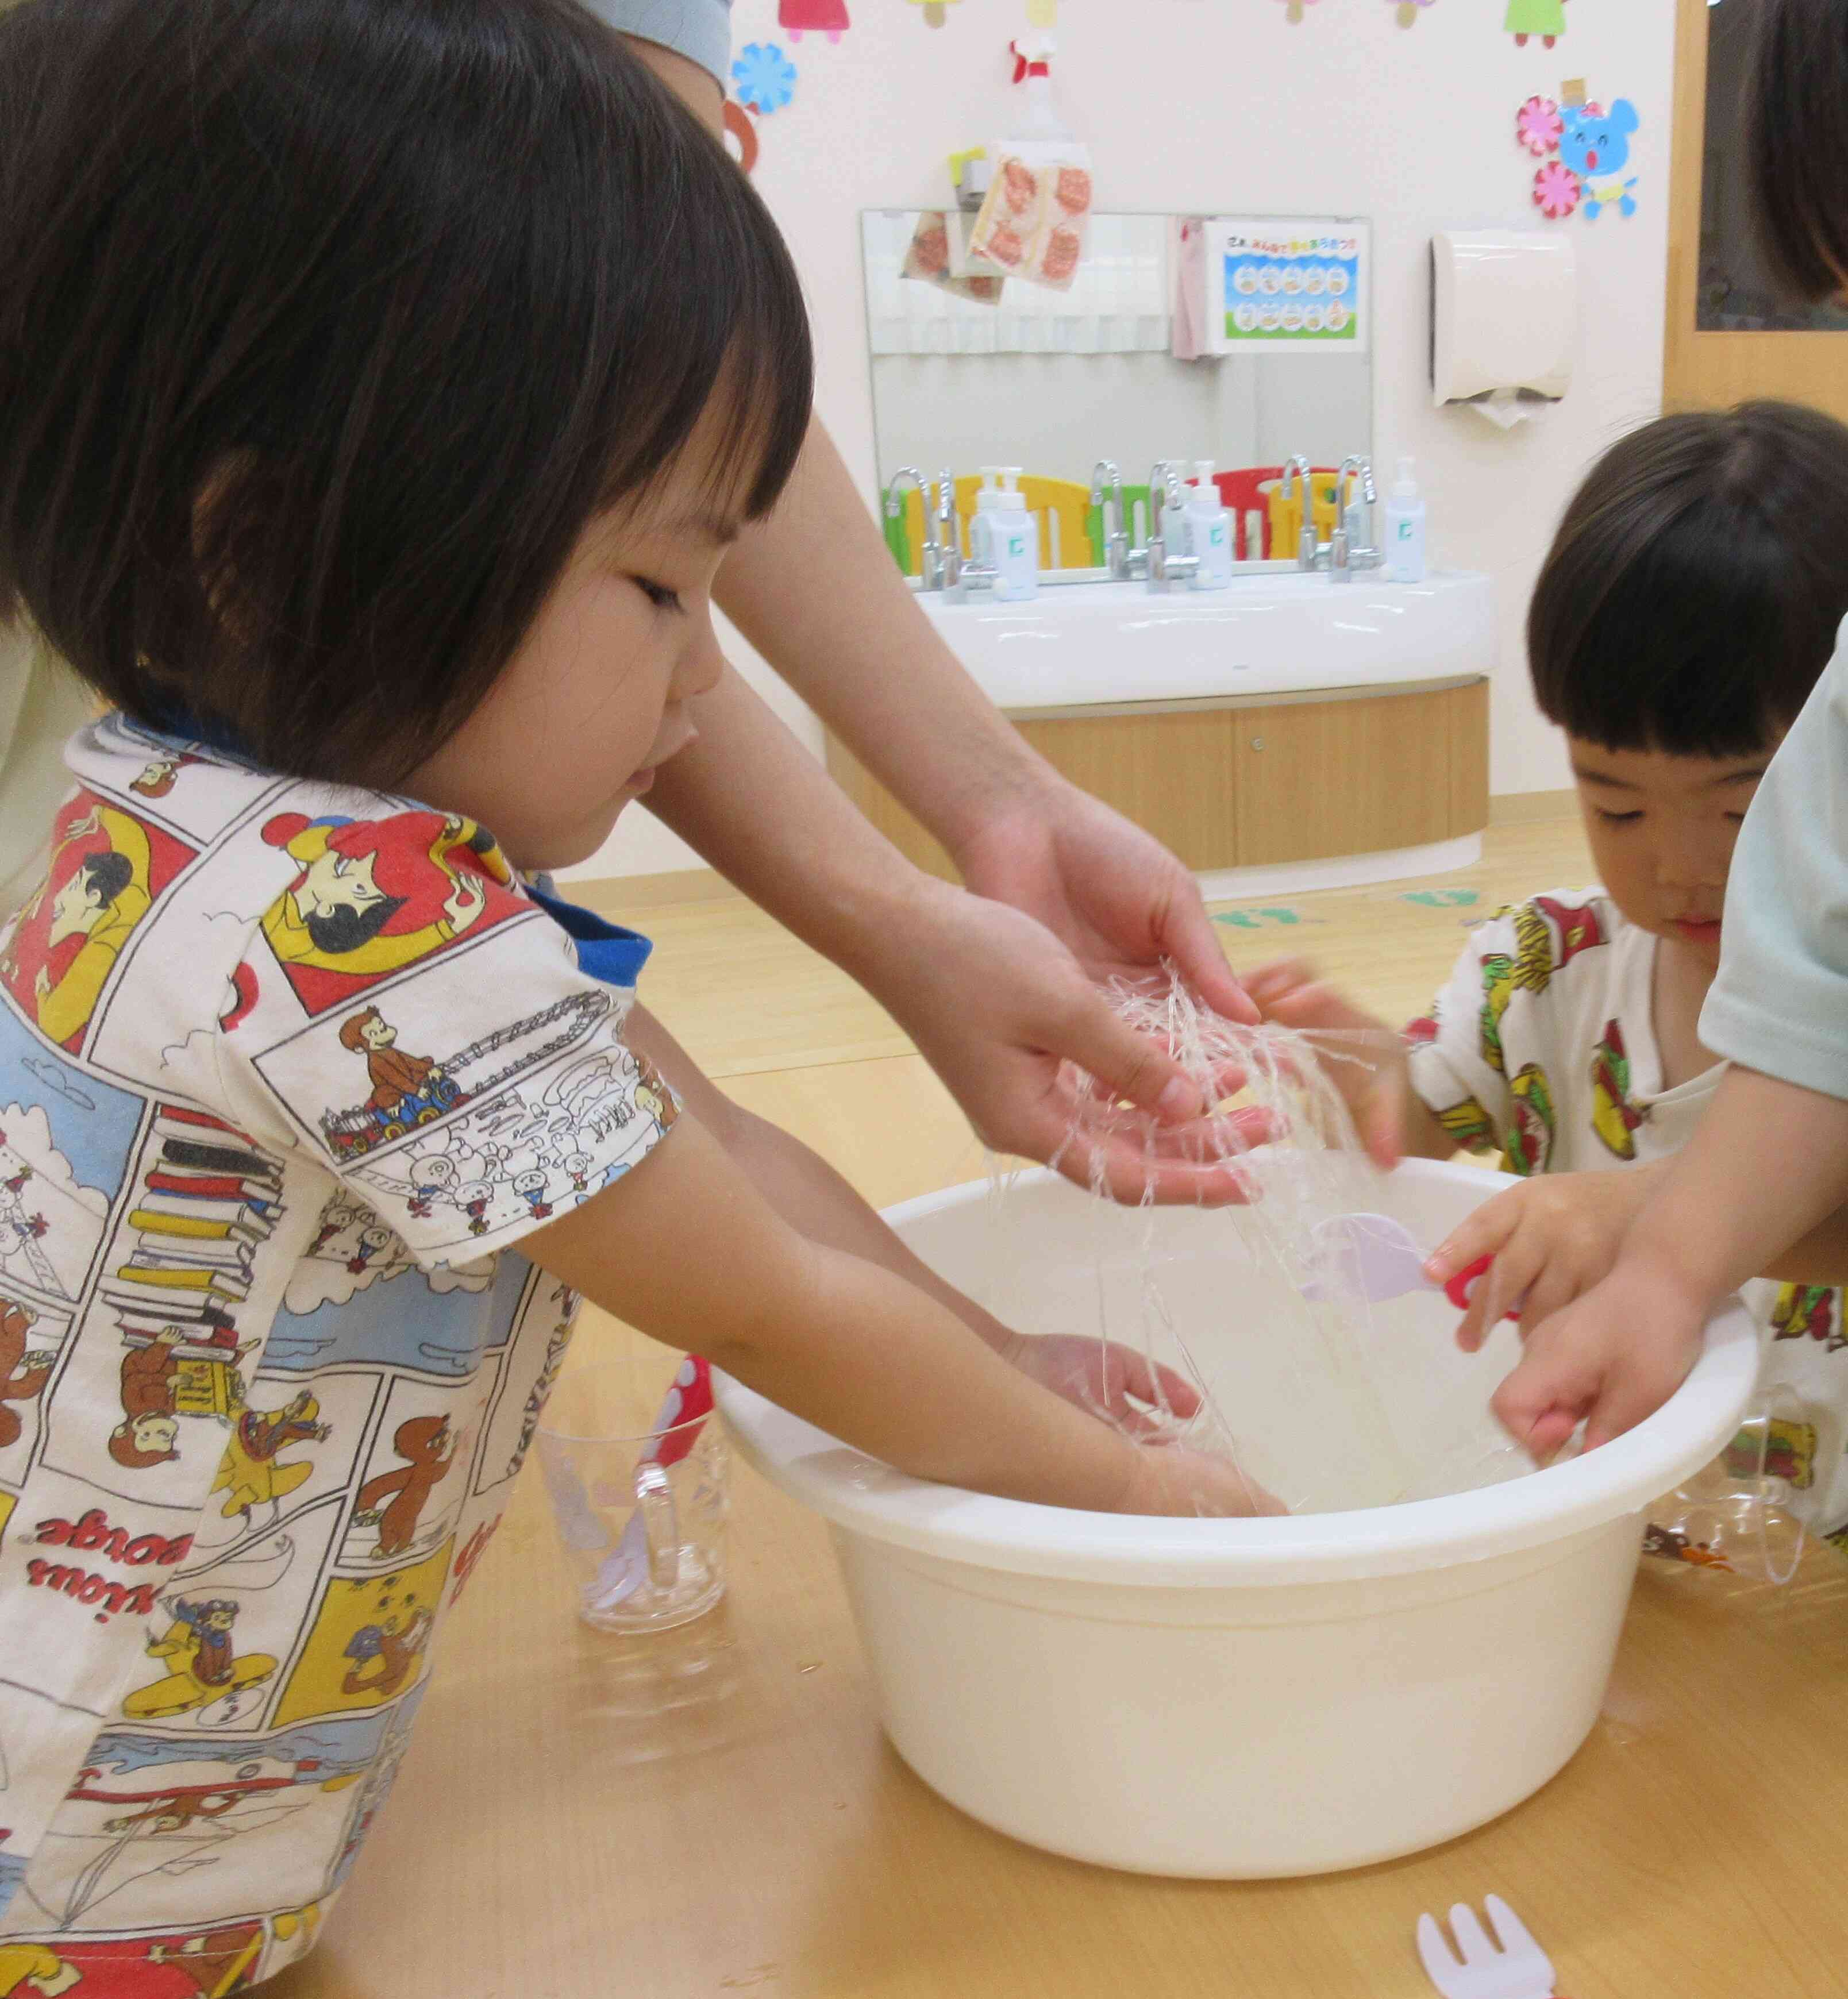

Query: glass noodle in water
[980,969,1531,1515]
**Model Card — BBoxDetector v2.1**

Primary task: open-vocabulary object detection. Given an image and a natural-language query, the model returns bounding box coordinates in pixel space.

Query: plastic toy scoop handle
[1442,1253,1520,1322]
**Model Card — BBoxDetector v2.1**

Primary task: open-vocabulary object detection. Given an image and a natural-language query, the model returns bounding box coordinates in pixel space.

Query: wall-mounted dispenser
[1430,228,1576,429]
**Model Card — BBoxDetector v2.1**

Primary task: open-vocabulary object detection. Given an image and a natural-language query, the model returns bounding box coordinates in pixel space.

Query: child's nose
[677,617,726,701]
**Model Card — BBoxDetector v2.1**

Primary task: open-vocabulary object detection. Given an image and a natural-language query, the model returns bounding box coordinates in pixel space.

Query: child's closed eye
[632,576,683,614]
[1595,808,1644,825]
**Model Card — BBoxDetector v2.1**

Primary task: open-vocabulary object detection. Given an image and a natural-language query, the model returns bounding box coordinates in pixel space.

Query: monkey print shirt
[1409,888,1848,1540]
[0,715,679,1990]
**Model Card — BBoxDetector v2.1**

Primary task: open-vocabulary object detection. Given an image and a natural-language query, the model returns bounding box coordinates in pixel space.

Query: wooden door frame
[1665,0,1848,418]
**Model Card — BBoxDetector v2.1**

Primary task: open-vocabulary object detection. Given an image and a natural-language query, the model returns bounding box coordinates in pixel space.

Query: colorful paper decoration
[1532,159,1581,219]
[908,0,963,25]
[1505,0,1565,48]
[1276,0,1322,21]
[780,0,849,41]
[1391,0,1435,25]
[1025,0,1058,22]
[1558,97,1640,217]
[732,41,798,115]
[1516,94,1563,156]
[1516,86,1640,222]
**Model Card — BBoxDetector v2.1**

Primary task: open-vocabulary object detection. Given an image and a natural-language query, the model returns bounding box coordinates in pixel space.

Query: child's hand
[1490,1258,1707,1462]
[1425,1163,1665,1353]
[1118,1439,1286,1517]
[1006,1332,1202,1438]
[1242,958,1409,1169]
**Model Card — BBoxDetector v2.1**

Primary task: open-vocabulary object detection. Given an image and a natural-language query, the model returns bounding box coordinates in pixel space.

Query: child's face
[406,407,740,871]
[1569,735,1777,970]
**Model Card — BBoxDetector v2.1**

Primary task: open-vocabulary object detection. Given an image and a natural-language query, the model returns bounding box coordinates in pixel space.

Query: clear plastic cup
[536,1359,729,1632]
[1645,1387,1810,1586]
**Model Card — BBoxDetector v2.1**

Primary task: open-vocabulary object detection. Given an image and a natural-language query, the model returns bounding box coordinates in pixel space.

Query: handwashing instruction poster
[1206,218,1370,356]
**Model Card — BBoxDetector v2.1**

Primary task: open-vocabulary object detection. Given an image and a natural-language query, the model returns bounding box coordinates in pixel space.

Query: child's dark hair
[1746,0,1848,301]
[0,0,812,789]
[1527,401,1848,757]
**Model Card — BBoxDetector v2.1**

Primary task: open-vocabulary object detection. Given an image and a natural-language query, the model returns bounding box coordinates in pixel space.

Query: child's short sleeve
[212,808,679,1266]
[1703,629,1848,1100]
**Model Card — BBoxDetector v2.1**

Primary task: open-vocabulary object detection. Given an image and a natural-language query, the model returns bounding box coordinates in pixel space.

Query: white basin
[717,1160,1758,1878]
[918,568,1494,712]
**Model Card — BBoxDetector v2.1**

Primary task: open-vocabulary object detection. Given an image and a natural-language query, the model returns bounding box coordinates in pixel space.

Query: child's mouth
[1672,917,1722,943]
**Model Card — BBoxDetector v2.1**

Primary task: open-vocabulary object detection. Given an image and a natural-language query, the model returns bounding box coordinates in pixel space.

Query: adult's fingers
[1055,987,1208,1124]
[1158,890,1260,1025]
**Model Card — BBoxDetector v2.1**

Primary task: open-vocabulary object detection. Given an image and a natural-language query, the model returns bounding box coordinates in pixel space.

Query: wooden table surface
[276,827,1848,1999]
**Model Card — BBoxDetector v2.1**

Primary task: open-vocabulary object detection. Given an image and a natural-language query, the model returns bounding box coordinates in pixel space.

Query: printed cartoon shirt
[0,716,679,1988]
[1408,889,1848,1538]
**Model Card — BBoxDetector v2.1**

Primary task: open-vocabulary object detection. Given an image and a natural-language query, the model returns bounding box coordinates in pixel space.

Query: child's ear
[1612,99,1639,134]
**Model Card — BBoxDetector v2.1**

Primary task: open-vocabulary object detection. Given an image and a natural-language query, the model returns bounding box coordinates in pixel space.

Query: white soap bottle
[971,465,1039,602]
[1184,460,1233,589]
[1383,456,1427,584]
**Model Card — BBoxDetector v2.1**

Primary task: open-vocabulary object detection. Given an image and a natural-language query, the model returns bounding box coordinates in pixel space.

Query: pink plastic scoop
[1299,1212,1516,1320]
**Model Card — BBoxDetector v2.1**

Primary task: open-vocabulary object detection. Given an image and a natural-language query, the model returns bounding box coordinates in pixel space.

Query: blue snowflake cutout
[732,41,798,116]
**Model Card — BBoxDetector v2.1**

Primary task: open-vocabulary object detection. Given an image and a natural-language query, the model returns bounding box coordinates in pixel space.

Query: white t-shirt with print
[1408,888,1848,1535]
[0,715,679,1985]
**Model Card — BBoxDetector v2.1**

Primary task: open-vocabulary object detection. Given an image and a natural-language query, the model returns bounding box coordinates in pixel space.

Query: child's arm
[623,1003,1200,1428]
[1493,1066,1848,1459]
[525,1110,1273,1515]
[1242,959,1489,1168]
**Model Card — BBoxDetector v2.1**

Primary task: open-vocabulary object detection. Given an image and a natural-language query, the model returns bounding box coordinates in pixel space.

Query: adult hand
[884,879,1272,1207]
[953,778,1256,1026]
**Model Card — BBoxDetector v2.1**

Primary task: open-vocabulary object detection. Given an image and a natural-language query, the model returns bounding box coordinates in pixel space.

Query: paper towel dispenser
[1430,229,1576,417]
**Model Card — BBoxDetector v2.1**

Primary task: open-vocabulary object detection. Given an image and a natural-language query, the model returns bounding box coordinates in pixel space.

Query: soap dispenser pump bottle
[1383,456,1427,584]
[972,465,1039,602]
[1185,460,1234,589]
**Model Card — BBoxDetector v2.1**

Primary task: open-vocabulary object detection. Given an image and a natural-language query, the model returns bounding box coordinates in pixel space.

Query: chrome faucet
[1330,455,1382,584]
[1282,456,1320,572]
[885,466,947,591]
[1145,461,1200,594]
[1089,459,1137,580]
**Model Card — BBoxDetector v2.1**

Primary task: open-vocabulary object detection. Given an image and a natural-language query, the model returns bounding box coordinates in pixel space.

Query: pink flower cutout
[1516,95,1562,157]
[1533,160,1582,220]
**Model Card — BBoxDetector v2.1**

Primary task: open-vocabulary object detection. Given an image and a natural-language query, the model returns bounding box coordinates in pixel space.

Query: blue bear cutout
[1557,99,1640,218]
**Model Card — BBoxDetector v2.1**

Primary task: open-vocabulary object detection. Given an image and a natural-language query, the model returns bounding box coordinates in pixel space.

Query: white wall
[871,346,1373,501]
[571,0,1672,878]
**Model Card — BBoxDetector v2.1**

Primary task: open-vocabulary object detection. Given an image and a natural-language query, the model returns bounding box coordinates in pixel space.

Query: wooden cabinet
[826,678,1489,881]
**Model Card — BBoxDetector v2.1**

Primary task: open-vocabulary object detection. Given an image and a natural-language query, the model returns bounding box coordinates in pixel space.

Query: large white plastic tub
[716,1160,1758,1878]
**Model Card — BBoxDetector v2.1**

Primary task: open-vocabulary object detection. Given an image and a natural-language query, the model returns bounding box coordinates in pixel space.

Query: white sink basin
[918,568,1494,712]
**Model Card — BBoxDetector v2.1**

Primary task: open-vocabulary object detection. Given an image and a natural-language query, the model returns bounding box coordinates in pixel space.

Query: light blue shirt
[1702,615,1848,1098]
[584,0,733,84]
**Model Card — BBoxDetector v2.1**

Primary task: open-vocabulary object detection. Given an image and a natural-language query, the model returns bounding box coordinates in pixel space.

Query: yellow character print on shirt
[273,1539,452,1726]
[1477,897,1608,1075]
[0,1944,81,1997]
[1589,1019,1647,1161]
[211,1389,330,1529]
[1505,1062,1556,1177]
[122,1597,278,1721]
[1435,1096,1496,1151]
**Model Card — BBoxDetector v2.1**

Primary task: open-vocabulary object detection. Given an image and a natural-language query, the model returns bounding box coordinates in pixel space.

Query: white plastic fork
[1416,1897,1558,1999]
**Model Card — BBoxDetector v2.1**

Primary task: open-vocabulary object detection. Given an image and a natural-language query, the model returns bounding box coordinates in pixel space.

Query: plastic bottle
[1383,456,1427,584]
[971,465,1039,602]
[1182,461,1234,589]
